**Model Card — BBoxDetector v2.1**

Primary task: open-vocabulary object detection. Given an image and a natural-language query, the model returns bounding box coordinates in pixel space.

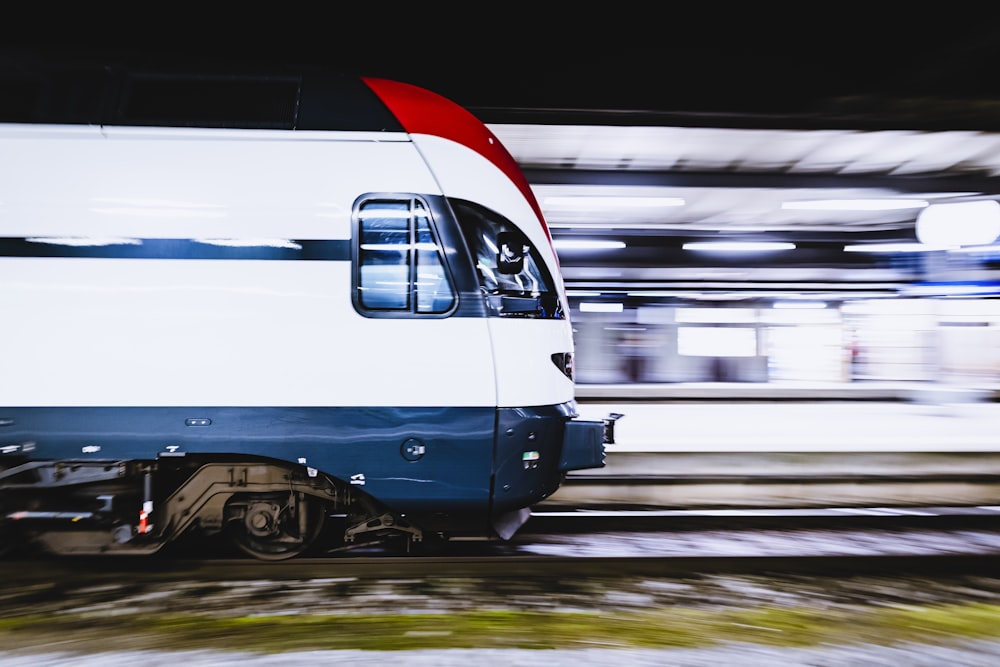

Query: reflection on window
[414,214,451,313]
[356,198,455,315]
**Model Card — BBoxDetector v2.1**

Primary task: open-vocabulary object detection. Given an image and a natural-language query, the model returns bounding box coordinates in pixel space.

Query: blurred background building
[482,123,1000,389]
[568,294,1000,385]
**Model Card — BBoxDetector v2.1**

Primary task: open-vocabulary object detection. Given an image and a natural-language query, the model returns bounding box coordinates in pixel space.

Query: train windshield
[450,199,564,319]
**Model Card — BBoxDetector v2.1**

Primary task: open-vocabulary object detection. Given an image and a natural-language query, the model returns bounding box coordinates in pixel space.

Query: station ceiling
[480,114,1000,302]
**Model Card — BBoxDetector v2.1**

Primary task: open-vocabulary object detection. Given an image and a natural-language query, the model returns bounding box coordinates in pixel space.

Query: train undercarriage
[0,456,426,560]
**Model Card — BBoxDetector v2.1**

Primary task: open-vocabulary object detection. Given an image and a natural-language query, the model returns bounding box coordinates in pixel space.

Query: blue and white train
[0,54,609,559]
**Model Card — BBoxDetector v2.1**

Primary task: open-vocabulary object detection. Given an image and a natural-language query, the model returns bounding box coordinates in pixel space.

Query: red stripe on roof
[362,77,551,244]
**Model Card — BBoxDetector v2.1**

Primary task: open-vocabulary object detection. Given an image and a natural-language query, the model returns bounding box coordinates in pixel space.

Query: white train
[0,54,609,559]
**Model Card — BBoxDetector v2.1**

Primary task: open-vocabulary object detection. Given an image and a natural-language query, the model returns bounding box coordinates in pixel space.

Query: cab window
[450,198,564,319]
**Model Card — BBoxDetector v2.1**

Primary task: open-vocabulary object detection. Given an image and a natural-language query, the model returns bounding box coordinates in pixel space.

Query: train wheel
[229,493,326,561]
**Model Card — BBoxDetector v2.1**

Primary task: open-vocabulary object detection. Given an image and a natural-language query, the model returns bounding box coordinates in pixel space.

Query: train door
[349,195,500,521]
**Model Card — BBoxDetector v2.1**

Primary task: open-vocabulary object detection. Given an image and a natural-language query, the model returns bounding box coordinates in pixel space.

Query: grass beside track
[3,603,1000,654]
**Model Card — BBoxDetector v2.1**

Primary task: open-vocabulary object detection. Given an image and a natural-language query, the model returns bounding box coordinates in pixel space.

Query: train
[0,52,611,560]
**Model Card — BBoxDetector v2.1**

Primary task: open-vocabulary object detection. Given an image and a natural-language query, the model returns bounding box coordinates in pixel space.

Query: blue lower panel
[0,406,498,515]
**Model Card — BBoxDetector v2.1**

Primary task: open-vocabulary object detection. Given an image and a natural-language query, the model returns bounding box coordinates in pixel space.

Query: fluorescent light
[843,243,949,253]
[579,302,624,313]
[626,291,687,297]
[782,199,929,211]
[683,241,795,252]
[552,239,626,250]
[544,196,685,209]
[904,282,1000,296]
[916,200,1000,247]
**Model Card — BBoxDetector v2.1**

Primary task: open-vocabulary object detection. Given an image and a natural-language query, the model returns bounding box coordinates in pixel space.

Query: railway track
[2,506,999,579]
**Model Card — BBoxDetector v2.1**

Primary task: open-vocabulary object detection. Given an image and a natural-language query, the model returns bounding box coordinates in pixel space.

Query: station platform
[576,381,1000,403]
[559,388,1000,508]
[572,381,1000,453]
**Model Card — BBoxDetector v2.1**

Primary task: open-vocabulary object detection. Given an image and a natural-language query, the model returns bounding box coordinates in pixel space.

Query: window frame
[351,194,459,319]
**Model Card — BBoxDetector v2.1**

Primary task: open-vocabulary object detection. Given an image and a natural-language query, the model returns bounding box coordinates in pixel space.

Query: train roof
[0,49,404,132]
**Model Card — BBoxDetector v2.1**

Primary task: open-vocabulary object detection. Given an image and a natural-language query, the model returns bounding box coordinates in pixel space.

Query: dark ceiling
[8,7,1000,119]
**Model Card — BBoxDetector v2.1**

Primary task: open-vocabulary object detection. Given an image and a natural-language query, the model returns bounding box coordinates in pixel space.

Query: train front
[364,79,610,540]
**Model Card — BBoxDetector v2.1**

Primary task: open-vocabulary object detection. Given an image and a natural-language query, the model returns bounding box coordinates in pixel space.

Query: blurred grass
[3,602,1000,653]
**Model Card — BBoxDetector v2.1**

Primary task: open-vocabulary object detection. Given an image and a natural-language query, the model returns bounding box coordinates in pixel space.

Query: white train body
[0,126,559,409]
[0,58,605,558]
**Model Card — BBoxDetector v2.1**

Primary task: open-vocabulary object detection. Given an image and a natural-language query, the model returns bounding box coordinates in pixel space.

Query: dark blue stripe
[0,404,576,517]
[0,406,494,512]
[0,238,351,261]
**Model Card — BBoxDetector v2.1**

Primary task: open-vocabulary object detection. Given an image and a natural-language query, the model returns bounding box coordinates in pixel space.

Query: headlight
[550,352,574,381]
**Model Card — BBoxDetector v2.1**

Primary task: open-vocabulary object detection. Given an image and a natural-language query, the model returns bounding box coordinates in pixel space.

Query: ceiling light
[903,282,1000,297]
[579,302,624,313]
[916,200,1000,247]
[552,239,626,250]
[682,241,795,252]
[543,196,685,209]
[782,199,929,211]
[626,291,687,297]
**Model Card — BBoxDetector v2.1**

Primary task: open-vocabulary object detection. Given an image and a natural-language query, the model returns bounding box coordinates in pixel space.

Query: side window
[355,197,456,316]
